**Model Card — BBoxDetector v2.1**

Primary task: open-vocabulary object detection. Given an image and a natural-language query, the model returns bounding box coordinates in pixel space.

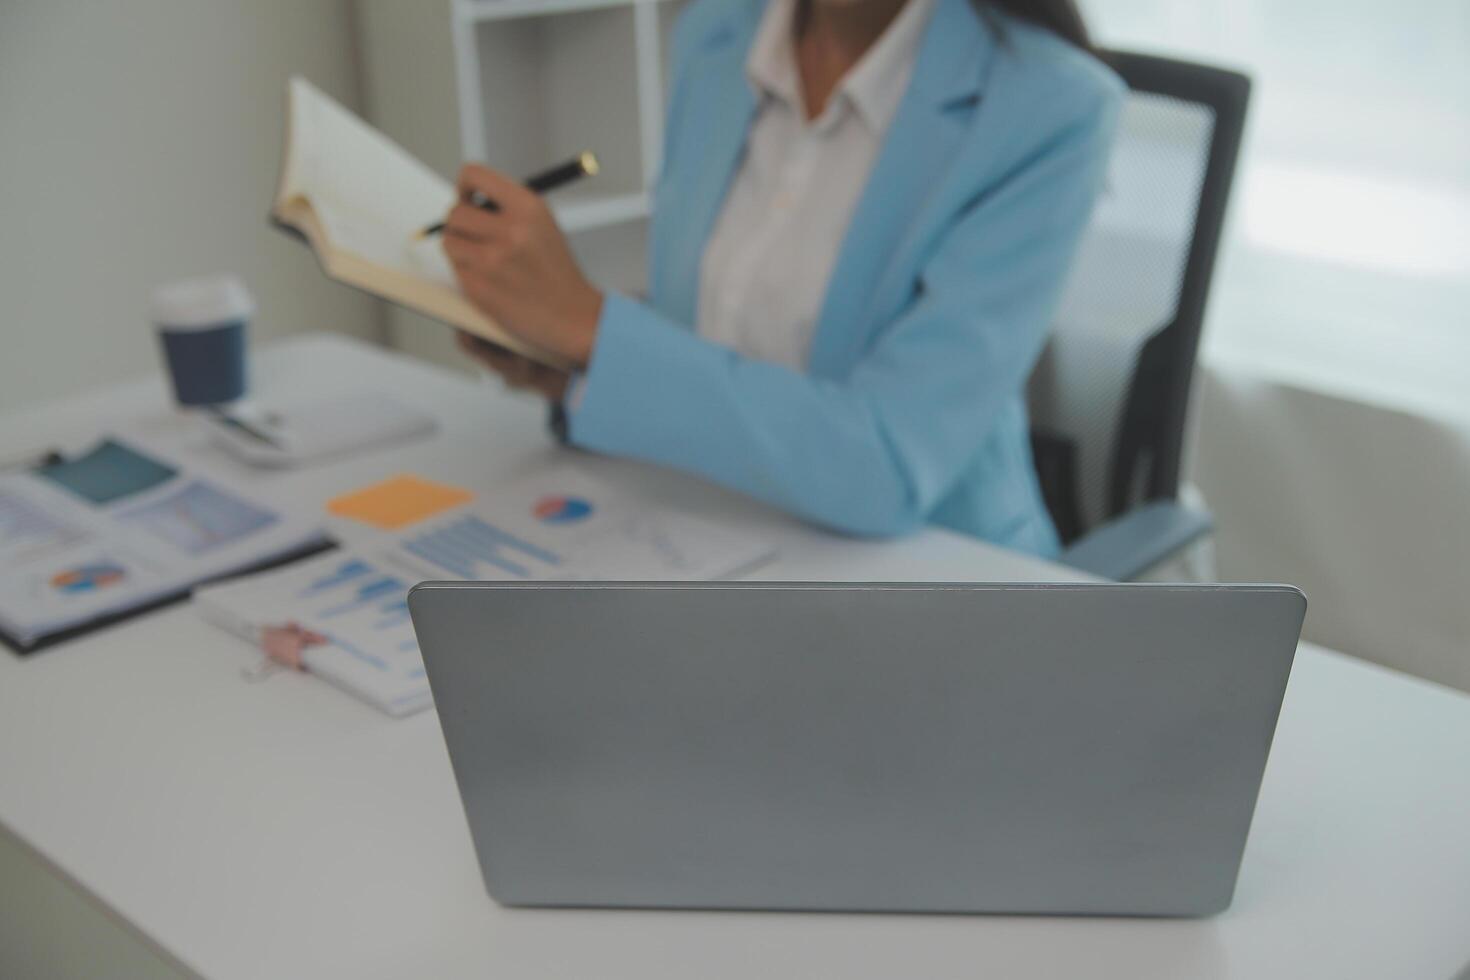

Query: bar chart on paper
[317,573,406,618]
[286,558,413,644]
[195,464,777,715]
[194,549,432,715]
[297,557,374,596]
[401,515,561,579]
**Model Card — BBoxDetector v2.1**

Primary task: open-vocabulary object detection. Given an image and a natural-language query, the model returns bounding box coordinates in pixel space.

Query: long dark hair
[976,0,1094,53]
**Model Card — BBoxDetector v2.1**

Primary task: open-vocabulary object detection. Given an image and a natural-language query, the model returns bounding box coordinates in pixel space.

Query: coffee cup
[150,275,253,407]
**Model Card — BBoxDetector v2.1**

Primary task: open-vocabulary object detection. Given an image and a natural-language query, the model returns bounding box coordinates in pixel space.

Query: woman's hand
[456,331,571,403]
[442,164,603,367]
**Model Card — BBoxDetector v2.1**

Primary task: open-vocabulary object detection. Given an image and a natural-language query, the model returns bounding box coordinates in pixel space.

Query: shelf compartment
[553,190,651,233]
[463,4,647,228]
[457,0,639,25]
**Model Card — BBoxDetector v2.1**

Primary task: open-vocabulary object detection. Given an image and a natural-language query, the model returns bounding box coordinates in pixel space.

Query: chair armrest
[1059,500,1214,581]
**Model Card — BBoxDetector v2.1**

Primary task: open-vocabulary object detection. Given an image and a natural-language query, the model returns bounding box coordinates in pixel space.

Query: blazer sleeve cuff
[565,291,717,457]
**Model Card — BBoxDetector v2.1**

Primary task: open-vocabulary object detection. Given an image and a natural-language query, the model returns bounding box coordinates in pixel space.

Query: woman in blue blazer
[442,0,1123,557]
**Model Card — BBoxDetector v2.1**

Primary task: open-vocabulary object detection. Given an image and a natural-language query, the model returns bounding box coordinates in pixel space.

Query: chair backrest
[1029,52,1250,544]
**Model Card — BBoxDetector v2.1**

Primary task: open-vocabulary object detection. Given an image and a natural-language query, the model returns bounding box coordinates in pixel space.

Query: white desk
[1,334,1467,979]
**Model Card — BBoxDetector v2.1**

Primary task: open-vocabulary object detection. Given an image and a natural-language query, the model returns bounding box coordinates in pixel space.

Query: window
[1087,0,1470,421]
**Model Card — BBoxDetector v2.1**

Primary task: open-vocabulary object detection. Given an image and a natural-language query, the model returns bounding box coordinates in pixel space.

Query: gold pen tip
[580,151,600,177]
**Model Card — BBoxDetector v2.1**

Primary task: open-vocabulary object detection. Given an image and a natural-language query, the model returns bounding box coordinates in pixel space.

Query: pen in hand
[414,151,599,240]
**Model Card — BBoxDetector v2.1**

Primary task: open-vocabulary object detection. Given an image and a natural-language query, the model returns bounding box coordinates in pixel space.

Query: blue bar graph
[373,598,411,630]
[319,576,407,617]
[403,514,561,580]
[296,558,373,598]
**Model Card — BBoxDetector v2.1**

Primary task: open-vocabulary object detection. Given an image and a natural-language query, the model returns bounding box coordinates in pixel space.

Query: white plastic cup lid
[151,275,255,330]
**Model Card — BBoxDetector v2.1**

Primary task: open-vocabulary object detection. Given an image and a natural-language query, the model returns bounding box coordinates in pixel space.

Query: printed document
[195,464,776,716]
[0,439,327,650]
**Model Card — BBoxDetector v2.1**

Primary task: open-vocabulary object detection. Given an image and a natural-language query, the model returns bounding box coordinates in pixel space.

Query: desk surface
[1,334,1466,980]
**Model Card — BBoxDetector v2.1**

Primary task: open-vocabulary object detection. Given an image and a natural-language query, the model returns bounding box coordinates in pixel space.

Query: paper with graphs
[0,438,326,651]
[196,464,775,716]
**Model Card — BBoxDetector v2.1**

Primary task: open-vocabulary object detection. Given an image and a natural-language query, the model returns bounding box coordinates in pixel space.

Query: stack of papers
[195,464,775,716]
[0,439,328,652]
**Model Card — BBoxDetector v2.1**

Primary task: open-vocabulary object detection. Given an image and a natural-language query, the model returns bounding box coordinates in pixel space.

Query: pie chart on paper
[51,563,127,594]
[532,495,593,525]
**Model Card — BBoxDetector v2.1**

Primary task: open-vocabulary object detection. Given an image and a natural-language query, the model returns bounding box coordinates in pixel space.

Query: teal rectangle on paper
[37,439,177,506]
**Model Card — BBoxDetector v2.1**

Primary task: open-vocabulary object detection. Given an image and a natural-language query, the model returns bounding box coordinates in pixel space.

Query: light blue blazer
[568,0,1123,556]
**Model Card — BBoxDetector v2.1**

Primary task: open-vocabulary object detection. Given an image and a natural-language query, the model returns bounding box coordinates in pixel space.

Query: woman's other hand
[455,331,570,403]
[442,164,602,368]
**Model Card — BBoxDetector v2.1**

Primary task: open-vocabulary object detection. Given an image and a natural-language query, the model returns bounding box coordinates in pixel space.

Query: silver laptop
[408,581,1305,916]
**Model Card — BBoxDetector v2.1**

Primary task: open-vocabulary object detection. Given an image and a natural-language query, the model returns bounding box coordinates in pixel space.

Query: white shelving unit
[449,0,688,292]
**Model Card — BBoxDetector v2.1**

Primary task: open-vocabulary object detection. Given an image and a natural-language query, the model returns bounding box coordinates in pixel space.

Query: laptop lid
[409,582,1305,915]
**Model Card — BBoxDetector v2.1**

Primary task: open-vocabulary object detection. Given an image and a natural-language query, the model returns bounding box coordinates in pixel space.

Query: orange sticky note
[327,474,473,530]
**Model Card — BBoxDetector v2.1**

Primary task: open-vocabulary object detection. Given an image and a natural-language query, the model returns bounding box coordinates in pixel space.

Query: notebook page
[302,197,454,286]
[282,77,454,251]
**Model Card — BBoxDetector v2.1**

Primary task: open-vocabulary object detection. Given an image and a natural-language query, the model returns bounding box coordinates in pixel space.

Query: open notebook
[0,439,329,653]
[270,77,567,368]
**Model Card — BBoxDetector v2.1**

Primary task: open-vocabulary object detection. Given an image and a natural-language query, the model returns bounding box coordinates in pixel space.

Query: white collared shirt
[696,0,935,369]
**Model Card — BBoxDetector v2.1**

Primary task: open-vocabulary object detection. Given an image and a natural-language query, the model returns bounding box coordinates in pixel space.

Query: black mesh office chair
[1029,51,1251,581]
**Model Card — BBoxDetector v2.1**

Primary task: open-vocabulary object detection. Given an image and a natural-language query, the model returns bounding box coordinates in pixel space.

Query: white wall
[1193,366,1470,694]
[353,0,467,372]
[0,0,386,416]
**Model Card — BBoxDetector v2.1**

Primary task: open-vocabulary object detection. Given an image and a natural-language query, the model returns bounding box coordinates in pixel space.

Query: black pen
[414,151,599,240]
[205,405,287,450]
[0,448,64,473]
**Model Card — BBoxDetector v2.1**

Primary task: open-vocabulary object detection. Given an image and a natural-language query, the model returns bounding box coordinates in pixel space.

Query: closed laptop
[409,581,1305,916]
